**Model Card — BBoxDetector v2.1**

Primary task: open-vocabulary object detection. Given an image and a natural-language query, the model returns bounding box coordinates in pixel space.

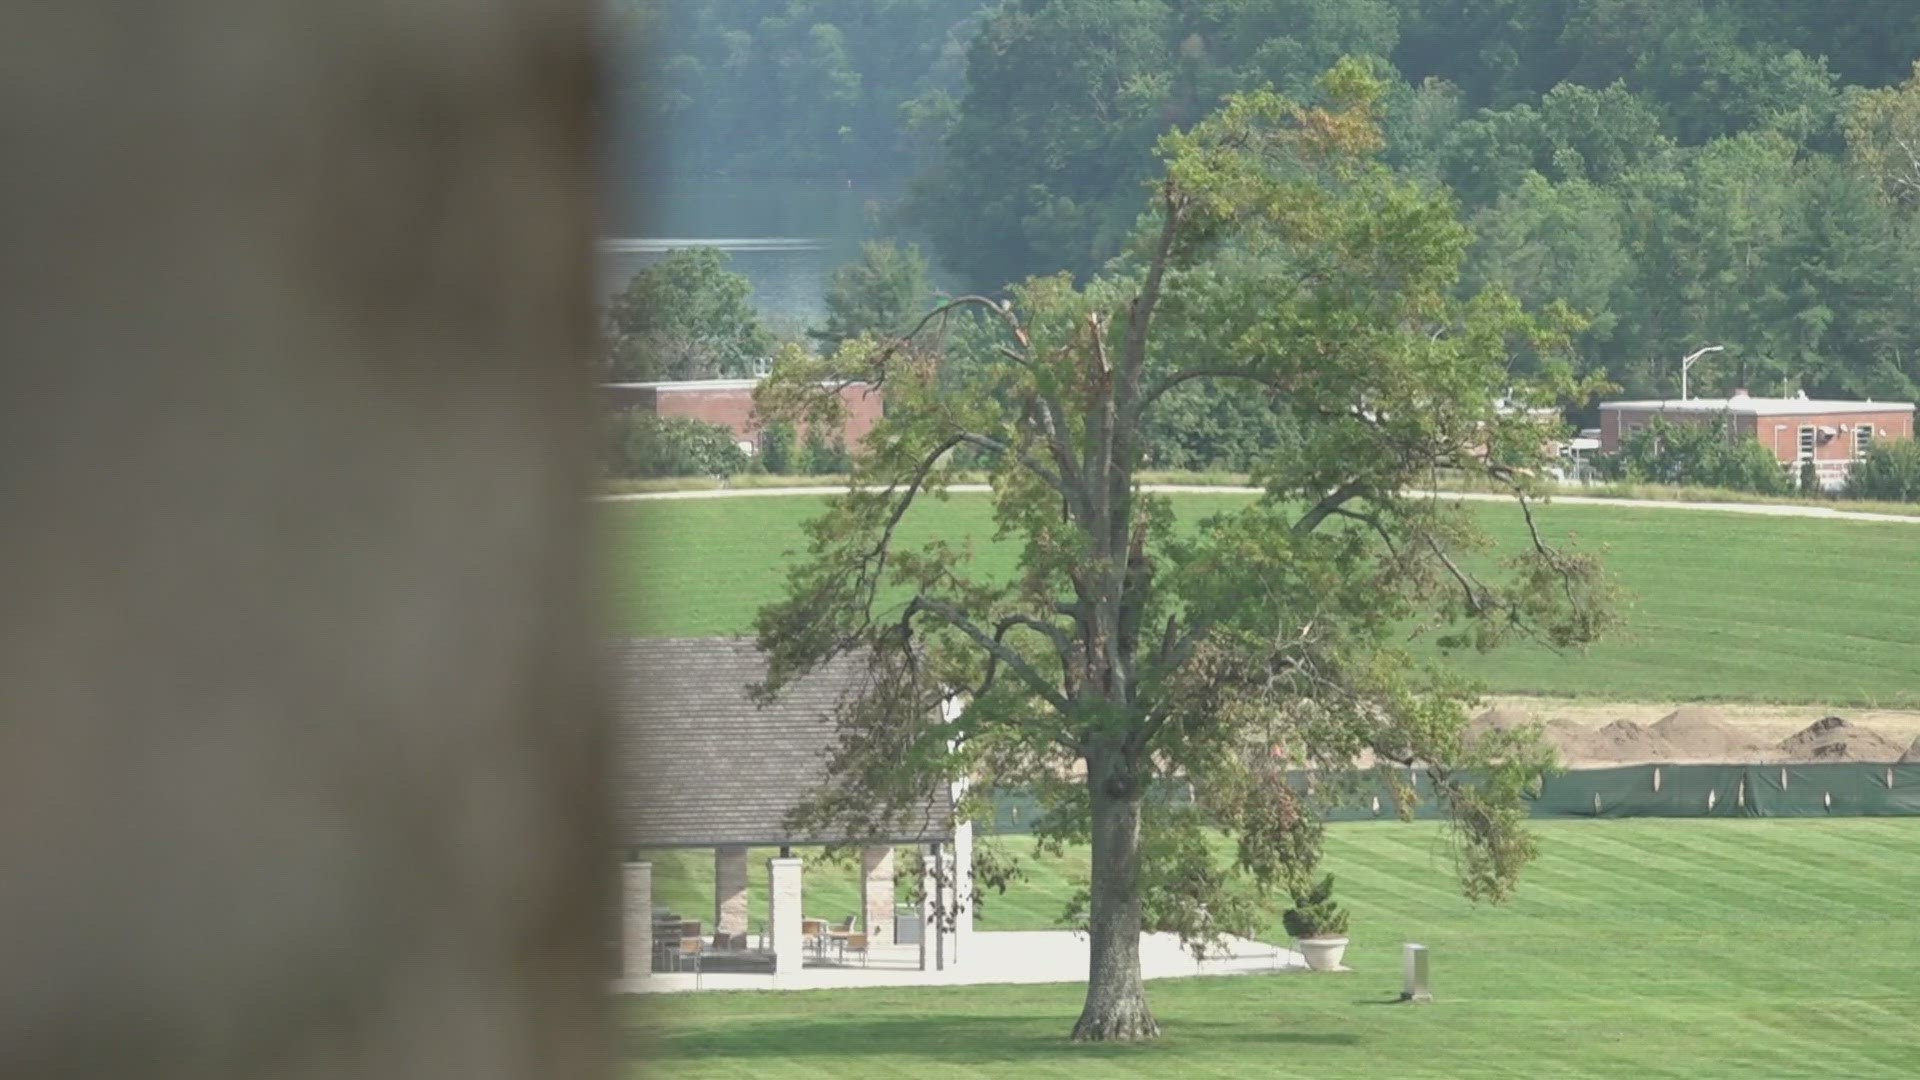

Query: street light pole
[1680,345,1723,401]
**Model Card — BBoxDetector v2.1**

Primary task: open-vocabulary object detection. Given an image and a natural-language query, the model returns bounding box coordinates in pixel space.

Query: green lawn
[627,820,1920,1079]
[602,493,1920,706]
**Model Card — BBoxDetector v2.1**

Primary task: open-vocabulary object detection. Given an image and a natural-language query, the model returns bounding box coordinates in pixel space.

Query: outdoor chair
[652,921,682,973]
[801,918,826,958]
[820,915,859,964]
[678,935,704,988]
[838,931,869,966]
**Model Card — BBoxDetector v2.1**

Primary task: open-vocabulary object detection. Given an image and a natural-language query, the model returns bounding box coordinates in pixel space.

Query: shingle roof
[608,637,954,849]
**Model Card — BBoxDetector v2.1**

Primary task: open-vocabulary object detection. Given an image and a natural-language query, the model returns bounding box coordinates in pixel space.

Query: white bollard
[1401,943,1433,1003]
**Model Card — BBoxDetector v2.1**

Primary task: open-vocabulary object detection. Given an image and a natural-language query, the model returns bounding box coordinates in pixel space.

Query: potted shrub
[1283,873,1350,971]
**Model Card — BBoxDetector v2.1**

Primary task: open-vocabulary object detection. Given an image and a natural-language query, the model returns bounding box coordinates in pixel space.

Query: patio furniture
[801,918,826,958]
[837,931,869,967]
[678,935,704,987]
[695,932,778,975]
[652,916,684,973]
[823,915,858,962]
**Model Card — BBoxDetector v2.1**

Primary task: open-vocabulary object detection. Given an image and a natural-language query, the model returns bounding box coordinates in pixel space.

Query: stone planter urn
[1297,936,1349,972]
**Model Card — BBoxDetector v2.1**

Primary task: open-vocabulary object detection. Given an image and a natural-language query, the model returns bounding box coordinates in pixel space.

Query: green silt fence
[981,764,1920,834]
[1527,763,1920,818]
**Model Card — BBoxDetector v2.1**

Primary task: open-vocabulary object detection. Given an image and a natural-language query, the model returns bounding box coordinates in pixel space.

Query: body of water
[599,178,946,334]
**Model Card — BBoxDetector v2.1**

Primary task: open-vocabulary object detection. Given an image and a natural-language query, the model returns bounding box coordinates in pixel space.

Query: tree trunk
[1072,746,1159,1042]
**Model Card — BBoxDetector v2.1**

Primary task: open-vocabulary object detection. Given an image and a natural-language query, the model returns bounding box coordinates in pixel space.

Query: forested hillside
[615,0,1920,402]
[606,0,990,178]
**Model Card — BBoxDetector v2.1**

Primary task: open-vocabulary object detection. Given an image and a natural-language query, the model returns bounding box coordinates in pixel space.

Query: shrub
[1845,439,1920,501]
[1597,416,1792,495]
[601,411,748,479]
[1281,873,1350,940]
[802,426,852,475]
[759,421,797,475]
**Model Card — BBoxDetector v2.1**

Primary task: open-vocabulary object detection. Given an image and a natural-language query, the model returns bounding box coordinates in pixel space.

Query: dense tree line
[608,0,992,178]
[899,0,1920,405]
[620,1,1920,469]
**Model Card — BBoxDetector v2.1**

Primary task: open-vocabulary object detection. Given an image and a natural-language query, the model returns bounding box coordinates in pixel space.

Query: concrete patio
[617,929,1305,993]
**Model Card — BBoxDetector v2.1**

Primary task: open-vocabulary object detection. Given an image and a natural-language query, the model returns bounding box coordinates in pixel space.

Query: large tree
[909,0,1400,290]
[810,239,936,353]
[603,246,775,381]
[753,62,1614,1042]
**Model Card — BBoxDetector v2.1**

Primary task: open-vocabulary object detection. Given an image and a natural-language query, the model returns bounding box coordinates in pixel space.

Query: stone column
[767,856,804,976]
[951,821,973,966]
[920,843,953,971]
[714,846,749,938]
[861,846,895,945]
[622,861,653,981]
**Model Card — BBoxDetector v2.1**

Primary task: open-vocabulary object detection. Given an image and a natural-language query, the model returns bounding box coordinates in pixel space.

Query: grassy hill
[601,493,1920,707]
[629,819,1920,1079]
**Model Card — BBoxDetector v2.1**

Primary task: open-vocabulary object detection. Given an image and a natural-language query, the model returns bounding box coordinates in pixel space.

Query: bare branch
[995,344,1032,369]
[1292,482,1367,537]
[1326,505,1400,560]
[1120,185,1183,394]
[906,595,1072,713]
[1424,533,1489,617]
[953,431,1067,494]
[805,435,968,647]
[998,613,1076,660]
[1138,366,1294,412]
[902,294,1025,345]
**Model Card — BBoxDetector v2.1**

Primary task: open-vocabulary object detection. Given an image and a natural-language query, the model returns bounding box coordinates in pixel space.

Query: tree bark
[1072,745,1159,1042]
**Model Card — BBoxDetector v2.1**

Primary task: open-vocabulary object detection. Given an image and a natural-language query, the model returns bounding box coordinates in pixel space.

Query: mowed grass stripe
[1643,830,1867,924]
[1651,824,1914,915]
[631,821,1920,1079]
[606,494,1920,705]
[1553,825,1838,927]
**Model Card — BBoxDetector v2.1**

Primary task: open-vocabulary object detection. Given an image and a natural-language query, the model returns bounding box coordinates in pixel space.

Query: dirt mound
[1649,706,1765,761]
[1467,707,1538,737]
[1778,716,1909,762]
[1577,719,1675,763]
[1468,708,1593,762]
[1905,737,1920,764]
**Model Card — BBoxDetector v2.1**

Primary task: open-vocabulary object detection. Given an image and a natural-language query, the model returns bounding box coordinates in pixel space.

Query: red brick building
[1598,390,1915,489]
[601,378,884,458]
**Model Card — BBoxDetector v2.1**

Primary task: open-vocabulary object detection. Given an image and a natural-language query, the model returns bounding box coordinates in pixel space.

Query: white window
[1626,422,1643,438]
[1856,424,1874,458]
[1798,426,1816,462]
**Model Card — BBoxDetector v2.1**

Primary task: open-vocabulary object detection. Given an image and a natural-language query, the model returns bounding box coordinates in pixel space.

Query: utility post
[1680,345,1723,400]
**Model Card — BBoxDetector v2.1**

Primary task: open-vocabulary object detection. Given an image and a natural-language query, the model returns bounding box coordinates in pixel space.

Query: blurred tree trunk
[0,3,613,1079]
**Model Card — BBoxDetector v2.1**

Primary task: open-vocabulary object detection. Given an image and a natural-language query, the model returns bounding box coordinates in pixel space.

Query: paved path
[616,929,1305,995]
[599,484,1920,525]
